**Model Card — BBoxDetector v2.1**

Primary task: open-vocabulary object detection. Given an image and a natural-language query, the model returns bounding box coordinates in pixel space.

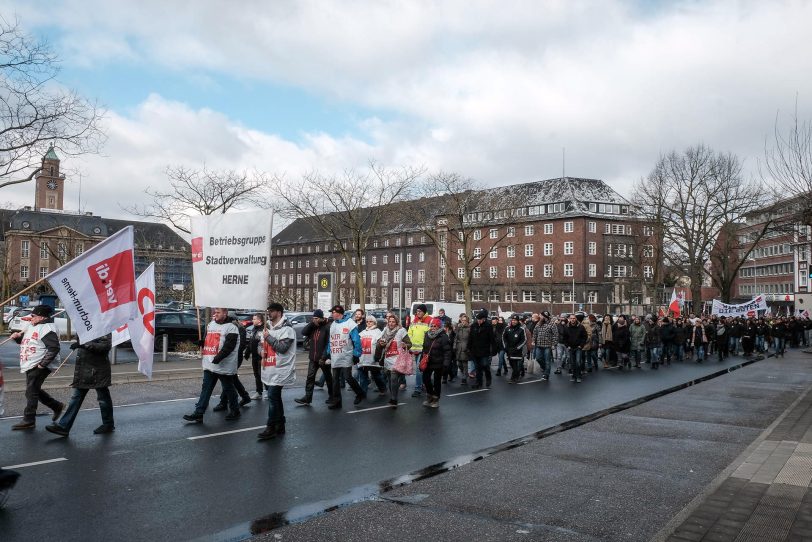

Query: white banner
[190,211,272,309]
[46,226,137,343]
[112,265,156,378]
[711,295,768,318]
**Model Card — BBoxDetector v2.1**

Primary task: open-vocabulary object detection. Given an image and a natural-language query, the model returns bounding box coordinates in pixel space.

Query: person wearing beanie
[294,308,334,406]
[325,305,366,409]
[257,302,297,440]
[10,304,64,431]
[468,310,495,389]
[503,315,527,383]
[420,317,452,407]
[407,305,432,397]
[357,314,387,396]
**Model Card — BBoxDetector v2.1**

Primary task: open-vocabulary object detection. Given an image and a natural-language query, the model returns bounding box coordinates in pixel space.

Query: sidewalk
[661,385,812,541]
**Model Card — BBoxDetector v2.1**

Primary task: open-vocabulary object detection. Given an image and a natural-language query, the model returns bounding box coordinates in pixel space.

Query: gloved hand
[352,355,360,365]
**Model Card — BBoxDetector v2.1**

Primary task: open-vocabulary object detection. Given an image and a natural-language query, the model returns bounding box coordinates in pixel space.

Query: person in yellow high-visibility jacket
[407,304,432,397]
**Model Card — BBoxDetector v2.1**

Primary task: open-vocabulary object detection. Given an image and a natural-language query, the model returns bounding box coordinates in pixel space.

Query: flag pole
[0,277,48,309]
[50,348,78,377]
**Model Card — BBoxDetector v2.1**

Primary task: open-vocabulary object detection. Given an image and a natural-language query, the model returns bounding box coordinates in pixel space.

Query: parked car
[9,308,70,336]
[3,305,22,324]
[116,311,205,350]
[285,312,313,348]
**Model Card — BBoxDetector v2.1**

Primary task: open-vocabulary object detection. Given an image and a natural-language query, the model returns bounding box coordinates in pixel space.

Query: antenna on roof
[562,147,566,180]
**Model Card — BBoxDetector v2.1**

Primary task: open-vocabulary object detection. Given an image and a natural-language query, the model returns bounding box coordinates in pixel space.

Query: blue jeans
[473,355,491,386]
[568,348,583,379]
[674,344,684,362]
[695,345,705,361]
[755,336,765,352]
[586,349,598,370]
[497,350,507,373]
[412,353,423,392]
[194,370,238,415]
[776,337,786,355]
[266,385,284,425]
[728,336,739,354]
[57,387,114,431]
[534,347,553,377]
[650,346,661,365]
[358,366,386,394]
[556,344,569,370]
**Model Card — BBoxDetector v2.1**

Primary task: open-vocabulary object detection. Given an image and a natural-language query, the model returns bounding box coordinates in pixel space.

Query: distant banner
[711,296,768,318]
[190,211,272,309]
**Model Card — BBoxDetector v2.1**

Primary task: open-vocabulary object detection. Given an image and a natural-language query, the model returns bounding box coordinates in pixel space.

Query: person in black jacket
[493,316,507,376]
[468,310,495,389]
[659,318,676,365]
[295,309,334,406]
[562,314,588,383]
[245,313,267,399]
[421,318,452,408]
[612,317,631,370]
[45,334,115,437]
[503,315,527,383]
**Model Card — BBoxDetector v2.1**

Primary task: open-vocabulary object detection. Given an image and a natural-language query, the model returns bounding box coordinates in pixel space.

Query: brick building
[272,177,662,315]
[0,148,192,302]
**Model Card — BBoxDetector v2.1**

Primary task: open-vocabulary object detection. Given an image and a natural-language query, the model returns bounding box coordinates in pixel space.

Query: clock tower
[34,145,64,211]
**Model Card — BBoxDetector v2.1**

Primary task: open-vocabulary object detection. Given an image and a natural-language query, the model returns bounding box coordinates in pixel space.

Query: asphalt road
[0,354,767,541]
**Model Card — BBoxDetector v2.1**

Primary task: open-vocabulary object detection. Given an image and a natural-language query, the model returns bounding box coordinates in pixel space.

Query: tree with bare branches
[127,165,266,233]
[0,18,105,190]
[402,172,525,316]
[632,145,767,310]
[763,105,812,224]
[271,163,423,311]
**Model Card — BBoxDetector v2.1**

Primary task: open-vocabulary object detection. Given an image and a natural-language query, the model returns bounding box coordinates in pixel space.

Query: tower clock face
[47,180,57,190]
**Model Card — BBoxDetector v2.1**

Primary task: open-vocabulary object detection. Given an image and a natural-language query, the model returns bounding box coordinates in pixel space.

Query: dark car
[117,311,206,351]
[389,308,409,328]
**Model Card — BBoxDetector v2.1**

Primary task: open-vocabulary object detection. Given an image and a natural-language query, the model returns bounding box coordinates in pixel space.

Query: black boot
[257,425,278,440]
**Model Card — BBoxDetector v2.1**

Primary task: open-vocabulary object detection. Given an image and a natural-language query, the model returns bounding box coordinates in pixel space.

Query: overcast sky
[1,0,810,223]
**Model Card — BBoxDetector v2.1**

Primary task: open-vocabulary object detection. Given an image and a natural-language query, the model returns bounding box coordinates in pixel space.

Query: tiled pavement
[667,391,812,542]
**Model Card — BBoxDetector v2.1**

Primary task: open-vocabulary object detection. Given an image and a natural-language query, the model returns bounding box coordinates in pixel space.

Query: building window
[419,252,425,262]
[605,223,611,234]
[505,290,517,302]
[522,290,537,302]
[644,266,653,279]
[614,265,627,278]
[490,248,498,259]
[394,254,400,264]
[507,246,515,258]
[381,271,389,285]
[457,249,464,260]
[21,240,29,258]
[417,287,425,300]
[40,244,48,259]
[587,291,598,303]
[643,226,654,236]
[589,263,597,277]
[395,237,402,246]
[405,270,413,283]
[488,291,500,302]
[20,265,28,280]
[371,271,378,284]
[472,290,483,301]
[564,263,574,277]
[406,253,412,263]
[458,268,465,279]
[473,247,482,259]
[456,291,465,302]
[418,270,425,283]
[564,221,573,233]
[407,236,414,245]
[524,265,534,278]
[564,241,573,255]
[643,245,654,258]
[543,243,553,256]
[561,291,574,303]
[473,267,481,278]
[525,225,534,236]
[394,270,400,283]
[544,224,553,234]
[525,244,534,257]
[489,228,498,239]
[507,226,516,237]
[588,221,596,233]
[544,264,553,277]
[39,266,48,278]
[507,265,516,278]
[473,230,482,241]
[489,266,498,278]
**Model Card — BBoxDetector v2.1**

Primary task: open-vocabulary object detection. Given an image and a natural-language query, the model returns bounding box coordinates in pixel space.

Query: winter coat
[561,323,588,349]
[690,326,707,346]
[673,325,687,347]
[659,322,676,345]
[453,323,471,361]
[493,322,507,352]
[302,319,330,364]
[468,320,495,358]
[612,323,631,353]
[645,325,662,348]
[71,335,112,389]
[422,331,453,369]
[629,323,646,351]
[503,324,527,358]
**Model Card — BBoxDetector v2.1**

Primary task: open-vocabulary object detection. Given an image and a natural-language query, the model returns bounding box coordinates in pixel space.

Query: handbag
[418,338,438,372]
[393,345,414,375]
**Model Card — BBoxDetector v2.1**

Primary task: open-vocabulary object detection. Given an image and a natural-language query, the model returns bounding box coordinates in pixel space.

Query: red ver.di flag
[46,226,137,343]
[111,264,156,378]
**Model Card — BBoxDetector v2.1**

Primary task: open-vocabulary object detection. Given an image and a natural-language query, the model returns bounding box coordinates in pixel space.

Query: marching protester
[257,303,296,440]
[555,315,568,374]
[562,313,588,383]
[468,309,495,389]
[503,314,526,383]
[689,318,708,362]
[532,312,557,381]
[453,314,471,385]
[10,304,64,431]
[715,317,730,361]
[378,313,411,407]
[212,311,252,412]
[646,318,663,369]
[613,316,631,370]
[629,316,646,369]
[407,304,432,397]
[246,313,268,400]
[183,307,241,423]
[442,320,457,383]
[46,334,115,437]
[420,317,452,408]
[325,305,366,409]
[294,309,334,406]
[357,314,387,396]
[493,316,507,376]
[599,315,614,368]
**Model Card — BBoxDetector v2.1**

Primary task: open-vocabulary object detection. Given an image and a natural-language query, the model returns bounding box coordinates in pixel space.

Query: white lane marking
[346,403,406,414]
[187,426,265,440]
[4,457,68,469]
[446,388,489,397]
[115,397,197,409]
[517,379,543,385]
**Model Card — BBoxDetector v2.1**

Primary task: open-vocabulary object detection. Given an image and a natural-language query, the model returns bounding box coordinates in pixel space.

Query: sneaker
[576,378,582,383]
[212,404,227,412]
[93,425,115,435]
[12,420,35,430]
[388,399,398,407]
[485,380,492,388]
[183,413,203,423]
[249,391,261,400]
[327,402,342,410]
[411,390,422,397]
[294,397,312,406]
[570,375,576,382]
[262,390,269,400]
[45,424,69,437]
[554,368,562,375]
[422,397,432,406]
[541,375,549,381]
[225,410,241,420]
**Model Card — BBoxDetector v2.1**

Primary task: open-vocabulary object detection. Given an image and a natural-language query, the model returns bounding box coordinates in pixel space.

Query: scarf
[602,322,613,342]
[380,324,400,344]
[426,328,441,340]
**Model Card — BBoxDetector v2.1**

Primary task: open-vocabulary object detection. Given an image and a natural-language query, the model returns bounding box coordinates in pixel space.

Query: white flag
[46,226,137,343]
[112,323,130,347]
[111,264,156,378]
[190,211,272,309]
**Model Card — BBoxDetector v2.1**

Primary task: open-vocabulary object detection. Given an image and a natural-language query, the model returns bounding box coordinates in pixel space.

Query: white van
[409,301,467,320]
